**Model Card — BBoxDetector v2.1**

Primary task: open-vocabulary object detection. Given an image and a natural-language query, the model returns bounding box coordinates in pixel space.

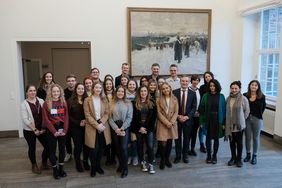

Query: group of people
[21,62,266,180]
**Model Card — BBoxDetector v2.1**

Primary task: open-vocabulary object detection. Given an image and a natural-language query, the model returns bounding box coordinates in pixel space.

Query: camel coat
[156,96,179,141]
[83,96,111,149]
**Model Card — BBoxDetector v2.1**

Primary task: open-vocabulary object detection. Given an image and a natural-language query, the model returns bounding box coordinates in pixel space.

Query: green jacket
[199,93,226,138]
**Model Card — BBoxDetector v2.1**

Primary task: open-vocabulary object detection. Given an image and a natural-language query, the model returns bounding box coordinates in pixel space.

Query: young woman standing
[42,84,69,179]
[243,80,266,165]
[156,83,178,170]
[225,81,249,167]
[37,72,55,100]
[21,85,49,174]
[199,79,226,164]
[84,82,111,177]
[84,76,94,97]
[131,86,157,174]
[67,83,88,172]
[109,86,133,178]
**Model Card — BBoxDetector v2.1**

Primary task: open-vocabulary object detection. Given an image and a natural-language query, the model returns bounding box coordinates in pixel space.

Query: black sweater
[131,101,157,133]
[244,93,266,119]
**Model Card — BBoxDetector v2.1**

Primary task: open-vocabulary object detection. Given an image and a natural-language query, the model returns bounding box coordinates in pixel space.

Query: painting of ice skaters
[128,8,211,76]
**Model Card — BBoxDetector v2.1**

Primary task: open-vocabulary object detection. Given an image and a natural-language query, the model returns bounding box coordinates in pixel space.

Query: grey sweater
[109,100,133,130]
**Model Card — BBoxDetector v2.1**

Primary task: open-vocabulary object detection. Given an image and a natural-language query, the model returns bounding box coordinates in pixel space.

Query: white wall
[0,0,242,136]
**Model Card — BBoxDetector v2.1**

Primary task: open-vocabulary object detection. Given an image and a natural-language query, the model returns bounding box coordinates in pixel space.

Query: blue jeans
[136,131,154,163]
[245,115,263,155]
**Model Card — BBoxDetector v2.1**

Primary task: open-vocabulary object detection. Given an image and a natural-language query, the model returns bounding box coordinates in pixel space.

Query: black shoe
[116,166,122,173]
[96,167,104,174]
[58,165,67,177]
[83,160,90,170]
[227,159,235,166]
[183,156,189,164]
[243,153,251,162]
[159,160,165,170]
[211,155,217,164]
[76,162,84,172]
[121,169,128,178]
[236,160,243,168]
[200,144,207,153]
[206,154,212,164]
[52,166,60,179]
[90,167,96,177]
[173,156,181,164]
[190,150,197,156]
[165,160,172,168]
[251,154,257,165]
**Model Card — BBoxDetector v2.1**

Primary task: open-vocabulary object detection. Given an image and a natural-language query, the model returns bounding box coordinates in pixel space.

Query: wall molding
[0,130,19,138]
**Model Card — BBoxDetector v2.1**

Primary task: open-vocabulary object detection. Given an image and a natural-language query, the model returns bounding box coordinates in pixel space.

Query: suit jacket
[83,96,111,149]
[173,88,197,126]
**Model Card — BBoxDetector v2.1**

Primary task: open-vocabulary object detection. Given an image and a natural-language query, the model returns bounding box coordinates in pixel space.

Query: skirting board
[0,130,19,138]
[273,134,282,146]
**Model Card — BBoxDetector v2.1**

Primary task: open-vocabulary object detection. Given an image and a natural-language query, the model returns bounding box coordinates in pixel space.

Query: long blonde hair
[45,84,65,110]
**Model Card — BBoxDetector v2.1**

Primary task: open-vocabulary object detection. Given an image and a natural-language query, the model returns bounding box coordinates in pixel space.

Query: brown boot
[32,164,41,174]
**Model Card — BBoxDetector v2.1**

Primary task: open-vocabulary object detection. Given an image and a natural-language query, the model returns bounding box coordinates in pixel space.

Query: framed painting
[127,7,211,76]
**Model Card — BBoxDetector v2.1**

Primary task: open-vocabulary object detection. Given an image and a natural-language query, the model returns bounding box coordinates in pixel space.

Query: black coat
[130,101,157,133]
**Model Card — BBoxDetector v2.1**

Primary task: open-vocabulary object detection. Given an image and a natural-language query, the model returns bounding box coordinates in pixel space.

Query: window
[258,7,282,97]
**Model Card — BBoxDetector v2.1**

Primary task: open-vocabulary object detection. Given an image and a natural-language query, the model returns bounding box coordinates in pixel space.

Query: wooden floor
[0,135,282,188]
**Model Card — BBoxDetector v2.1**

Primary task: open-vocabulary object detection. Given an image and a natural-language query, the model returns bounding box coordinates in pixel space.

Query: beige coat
[83,96,111,149]
[156,96,179,141]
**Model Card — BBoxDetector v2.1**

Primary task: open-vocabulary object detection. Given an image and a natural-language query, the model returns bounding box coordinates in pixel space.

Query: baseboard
[273,134,282,145]
[261,130,273,138]
[0,130,19,138]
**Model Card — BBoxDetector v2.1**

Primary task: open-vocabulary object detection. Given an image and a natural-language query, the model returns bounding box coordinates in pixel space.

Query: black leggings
[206,136,219,156]
[229,131,243,161]
[46,130,66,166]
[23,130,49,164]
[190,117,200,150]
[70,127,89,163]
[89,132,105,168]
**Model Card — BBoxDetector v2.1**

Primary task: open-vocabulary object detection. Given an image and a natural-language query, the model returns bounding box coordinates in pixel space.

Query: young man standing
[115,63,132,87]
[166,64,180,91]
[64,74,77,162]
[147,63,160,82]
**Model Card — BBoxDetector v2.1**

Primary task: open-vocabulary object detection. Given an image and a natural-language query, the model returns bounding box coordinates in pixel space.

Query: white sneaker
[148,163,155,174]
[64,153,72,162]
[128,157,132,165]
[141,161,148,172]
[132,157,138,166]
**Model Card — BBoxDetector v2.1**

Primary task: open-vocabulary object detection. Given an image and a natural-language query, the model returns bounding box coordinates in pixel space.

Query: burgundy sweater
[42,101,69,134]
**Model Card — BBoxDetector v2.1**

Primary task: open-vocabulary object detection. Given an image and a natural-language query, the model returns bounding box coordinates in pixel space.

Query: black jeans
[111,129,129,170]
[89,131,105,168]
[175,122,192,157]
[229,131,243,161]
[70,126,89,164]
[190,117,200,150]
[136,131,154,163]
[65,128,72,155]
[46,130,66,166]
[23,130,49,164]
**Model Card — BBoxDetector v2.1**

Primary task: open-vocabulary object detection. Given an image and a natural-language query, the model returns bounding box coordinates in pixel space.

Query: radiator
[262,109,276,135]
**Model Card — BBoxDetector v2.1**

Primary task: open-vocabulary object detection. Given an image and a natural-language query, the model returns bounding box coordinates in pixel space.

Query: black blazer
[173,88,197,126]
[130,100,157,133]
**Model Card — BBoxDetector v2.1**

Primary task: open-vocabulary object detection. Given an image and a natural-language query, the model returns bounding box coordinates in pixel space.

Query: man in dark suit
[115,63,132,88]
[147,63,160,82]
[173,75,197,164]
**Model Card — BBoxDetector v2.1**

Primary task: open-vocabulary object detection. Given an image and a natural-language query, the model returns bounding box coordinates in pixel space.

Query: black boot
[76,160,84,172]
[52,166,60,179]
[212,154,217,164]
[251,154,257,165]
[121,167,128,178]
[83,160,90,170]
[159,145,165,170]
[90,166,96,177]
[58,165,67,177]
[165,142,172,168]
[206,153,212,164]
[228,158,236,166]
[243,152,251,162]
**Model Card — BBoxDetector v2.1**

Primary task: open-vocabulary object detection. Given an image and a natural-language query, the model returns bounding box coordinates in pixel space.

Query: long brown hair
[68,83,88,105]
[38,72,55,90]
[92,82,108,103]
[135,86,154,110]
[110,85,129,115]
[45,84,65,110]
[245,80,264,99]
